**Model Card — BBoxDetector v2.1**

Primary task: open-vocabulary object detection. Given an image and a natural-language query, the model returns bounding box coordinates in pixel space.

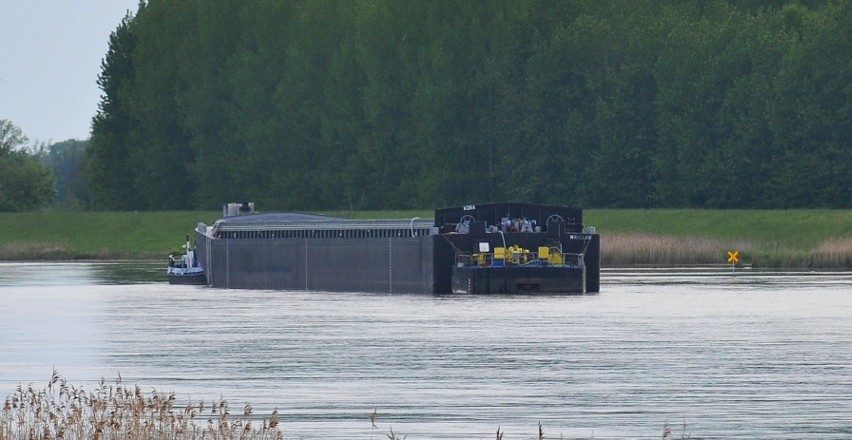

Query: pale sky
[0,0,139,145]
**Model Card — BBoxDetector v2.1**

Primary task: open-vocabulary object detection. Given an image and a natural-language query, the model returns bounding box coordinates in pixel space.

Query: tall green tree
[88,10,142,210]
[353,0,426,208]
[216,1,298,210]
[124,1,195,209]
[0,119,27,156]
[768,1,852,207]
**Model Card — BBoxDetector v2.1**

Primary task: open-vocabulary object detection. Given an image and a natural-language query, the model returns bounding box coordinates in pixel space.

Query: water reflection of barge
[195,202,600,294]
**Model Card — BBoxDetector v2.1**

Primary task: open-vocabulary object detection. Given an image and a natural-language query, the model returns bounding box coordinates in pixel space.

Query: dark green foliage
[0,120,56,212]
[767,1,852,208]
[37,139,94,209]
[0,153,56,212]
[89,0,851,210]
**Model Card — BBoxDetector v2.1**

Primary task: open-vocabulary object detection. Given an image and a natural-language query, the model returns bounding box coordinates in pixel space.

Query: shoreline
[1,250,848,269]
[1,210,850,269]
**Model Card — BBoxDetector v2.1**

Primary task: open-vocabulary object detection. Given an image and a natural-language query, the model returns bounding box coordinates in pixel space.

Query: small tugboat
[167,235,207,285]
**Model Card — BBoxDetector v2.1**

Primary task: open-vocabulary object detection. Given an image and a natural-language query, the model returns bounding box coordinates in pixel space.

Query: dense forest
[87,0,851,211]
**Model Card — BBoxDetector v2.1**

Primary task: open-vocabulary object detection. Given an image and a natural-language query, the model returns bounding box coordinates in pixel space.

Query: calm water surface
[1,262,850,439]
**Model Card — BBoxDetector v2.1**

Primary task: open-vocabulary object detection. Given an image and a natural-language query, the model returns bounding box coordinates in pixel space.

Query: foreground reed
[1,370,281,440]
[4,372,691,440]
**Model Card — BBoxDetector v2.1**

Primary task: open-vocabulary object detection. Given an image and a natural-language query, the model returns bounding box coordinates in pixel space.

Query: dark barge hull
[452,266,584,294]
[167,272,208,285]
[196,235,435,293]
[195,202,600,294]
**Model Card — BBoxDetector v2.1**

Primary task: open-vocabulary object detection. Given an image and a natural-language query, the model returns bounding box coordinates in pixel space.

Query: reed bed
[0,243,73,261]
[808,236,852,268]
[601,232,755,267]
[601,231,852,268]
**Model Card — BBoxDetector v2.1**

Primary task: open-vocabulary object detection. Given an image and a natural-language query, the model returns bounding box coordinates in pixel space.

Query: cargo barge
[195,202,600,294]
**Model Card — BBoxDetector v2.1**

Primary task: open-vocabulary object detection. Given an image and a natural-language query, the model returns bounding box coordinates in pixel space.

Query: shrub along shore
[1,209,850,268]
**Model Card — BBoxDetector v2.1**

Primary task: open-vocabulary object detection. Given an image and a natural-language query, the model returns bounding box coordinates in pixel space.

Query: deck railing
[455,248,585,269]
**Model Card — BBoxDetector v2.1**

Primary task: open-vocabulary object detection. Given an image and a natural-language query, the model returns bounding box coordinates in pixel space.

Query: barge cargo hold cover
[195,202,600,294]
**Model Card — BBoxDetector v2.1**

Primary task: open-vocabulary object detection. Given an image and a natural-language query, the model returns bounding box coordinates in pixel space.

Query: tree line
[0,118,95,211]
[19,1,852,212]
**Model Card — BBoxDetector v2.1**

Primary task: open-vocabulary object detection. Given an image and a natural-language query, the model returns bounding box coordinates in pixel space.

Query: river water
[1,262,850,439]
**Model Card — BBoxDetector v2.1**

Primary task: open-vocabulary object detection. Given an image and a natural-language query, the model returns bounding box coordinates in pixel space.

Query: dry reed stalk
[662,418,691,440]
[385,425,407,440]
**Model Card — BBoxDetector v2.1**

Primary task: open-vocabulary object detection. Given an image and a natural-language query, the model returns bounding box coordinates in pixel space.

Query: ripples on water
[1,263,850,439]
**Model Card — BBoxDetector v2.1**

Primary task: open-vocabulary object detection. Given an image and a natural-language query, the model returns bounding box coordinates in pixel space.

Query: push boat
[167,235,207,285]
[194,202,600,294]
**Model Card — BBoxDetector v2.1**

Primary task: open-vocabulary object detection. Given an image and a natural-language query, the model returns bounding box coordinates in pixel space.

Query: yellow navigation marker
[727,250,739,264]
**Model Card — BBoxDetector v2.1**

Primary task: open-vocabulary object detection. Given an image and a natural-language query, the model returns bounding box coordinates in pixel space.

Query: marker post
[727,250,739,273]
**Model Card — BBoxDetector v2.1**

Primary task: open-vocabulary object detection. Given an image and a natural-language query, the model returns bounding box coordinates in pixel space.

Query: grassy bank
[0,211,220,260]
[1,209,850,268]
